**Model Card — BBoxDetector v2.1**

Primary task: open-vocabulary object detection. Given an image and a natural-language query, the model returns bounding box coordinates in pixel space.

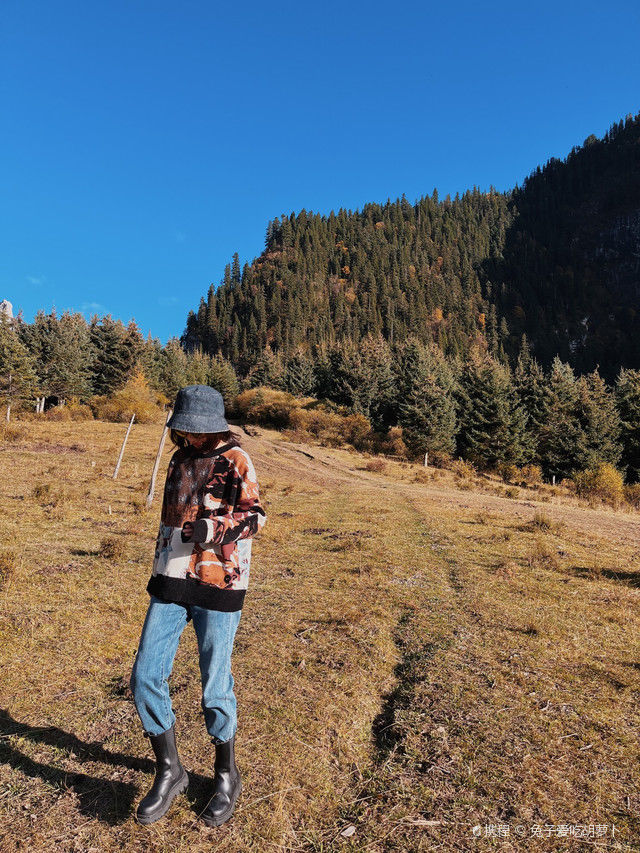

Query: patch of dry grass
[0,548,17,587]
[1,420,639,852]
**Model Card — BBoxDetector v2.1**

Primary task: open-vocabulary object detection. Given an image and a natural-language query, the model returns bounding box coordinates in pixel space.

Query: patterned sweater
[147,440,267,611]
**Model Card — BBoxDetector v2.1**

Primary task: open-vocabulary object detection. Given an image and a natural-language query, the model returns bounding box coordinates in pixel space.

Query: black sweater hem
[147,575,246,612]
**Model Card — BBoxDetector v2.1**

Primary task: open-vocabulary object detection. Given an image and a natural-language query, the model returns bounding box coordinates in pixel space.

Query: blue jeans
[130,596,242,744]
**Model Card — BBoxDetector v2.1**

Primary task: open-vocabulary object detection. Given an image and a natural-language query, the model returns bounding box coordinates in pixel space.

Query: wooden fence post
[146,410,172,508]
[113,413,135,479]
[424,451,428,468]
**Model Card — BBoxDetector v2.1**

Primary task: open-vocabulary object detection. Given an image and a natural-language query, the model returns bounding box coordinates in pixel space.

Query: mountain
[183,112,640,380]
[486,113,640,377]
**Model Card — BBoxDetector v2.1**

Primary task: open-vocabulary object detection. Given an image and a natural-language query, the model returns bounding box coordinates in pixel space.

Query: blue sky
[2,0,639,343]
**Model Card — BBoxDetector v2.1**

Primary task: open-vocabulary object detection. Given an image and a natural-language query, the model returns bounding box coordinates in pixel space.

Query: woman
[129,384,267,826]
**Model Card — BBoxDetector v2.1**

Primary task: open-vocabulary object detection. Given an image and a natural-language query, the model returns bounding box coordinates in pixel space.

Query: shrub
[375,426,408,458]
[287,406,375,450]
[90,370,166,424]
[424,450,453,469]
[498,463,520,484]
[66,397,94,421]
[44,399,93,421]
[45,406,72,421]
[0,422,24,443]
[624,483,640,510]
[520,464,543,486]
[342,414,373,449]
[235,388,299,427]
[573,463,625,507]
[531,510,553,530]
[289,407,341,442]
[365,458,386,473]
[451,459,476,479]
[505,486,520,499]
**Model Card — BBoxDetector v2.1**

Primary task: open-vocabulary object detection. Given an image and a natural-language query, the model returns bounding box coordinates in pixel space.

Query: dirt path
[247,429,640,553]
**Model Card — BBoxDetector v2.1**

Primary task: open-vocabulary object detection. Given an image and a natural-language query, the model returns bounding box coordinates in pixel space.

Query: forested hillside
[184,112,640,380]
[4,113,640,485]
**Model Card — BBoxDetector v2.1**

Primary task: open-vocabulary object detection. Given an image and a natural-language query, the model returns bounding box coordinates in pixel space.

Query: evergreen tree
[537,358,589,479]
[89,315,138,395]
[209,355,239,402]
[185,349,211,385]
[319,335,396,423]
[181,112,640,382]
[395,338,458,457]
[283,349,315,396]
[244,347,283,389]
[616,368,640,482]
[159,338,188,398]
[0,315,38,418]
[138,335,166,392]
[21,310,92,399]
[457,348,529,469]
[576,369,622,467]
[513,337,546,463]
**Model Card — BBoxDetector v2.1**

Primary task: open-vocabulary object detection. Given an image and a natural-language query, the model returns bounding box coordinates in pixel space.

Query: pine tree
[457,348,529,469]
[0,315,38,418]
[513,338,546,462]
[139,335,166,392]
[160,338,188,398]
[89,315,137,395]
[244,347,282,389]
[185,349,211,385]
[21,310,92,399]
[537,358,589,479]
[616,368,640,482]
[209,355,239,402]
[395,338,458,458]
[283,350,315,396]
[576,369,622,468]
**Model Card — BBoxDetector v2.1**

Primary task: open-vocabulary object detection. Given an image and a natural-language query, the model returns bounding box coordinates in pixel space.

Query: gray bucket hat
[167,385,229,433]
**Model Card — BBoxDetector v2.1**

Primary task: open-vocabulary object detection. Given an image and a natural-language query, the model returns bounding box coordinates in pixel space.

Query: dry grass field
[1,419,639,852]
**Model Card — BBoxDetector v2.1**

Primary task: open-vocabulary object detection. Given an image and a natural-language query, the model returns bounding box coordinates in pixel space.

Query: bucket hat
[167,385,229,433]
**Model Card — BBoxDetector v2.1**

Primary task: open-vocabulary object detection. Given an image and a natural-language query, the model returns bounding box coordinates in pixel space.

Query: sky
[2,0,639,343]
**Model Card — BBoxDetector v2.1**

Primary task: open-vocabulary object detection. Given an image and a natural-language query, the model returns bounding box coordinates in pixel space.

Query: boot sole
[201,779,242,827]
[135,770,189,825]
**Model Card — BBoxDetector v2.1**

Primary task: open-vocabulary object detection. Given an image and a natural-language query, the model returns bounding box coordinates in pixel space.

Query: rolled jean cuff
[211,732,235,745]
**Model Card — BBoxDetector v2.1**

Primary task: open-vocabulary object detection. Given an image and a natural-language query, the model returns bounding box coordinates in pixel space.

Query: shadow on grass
[370,609,441,761]
[571,566,640,587]
[0,709,213,825]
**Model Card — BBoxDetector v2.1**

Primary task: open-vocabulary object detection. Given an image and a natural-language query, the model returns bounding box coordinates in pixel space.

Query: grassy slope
[0,421,638,852]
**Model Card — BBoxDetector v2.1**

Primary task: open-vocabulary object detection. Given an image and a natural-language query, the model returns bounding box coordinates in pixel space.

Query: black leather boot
[136,725,189,824]
[201,734,242,827]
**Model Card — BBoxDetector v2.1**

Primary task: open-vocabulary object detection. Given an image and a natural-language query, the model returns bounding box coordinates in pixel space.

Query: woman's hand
[181,521,194,543]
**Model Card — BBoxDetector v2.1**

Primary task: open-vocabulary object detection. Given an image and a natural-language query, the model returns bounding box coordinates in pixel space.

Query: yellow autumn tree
[90,369,167,423]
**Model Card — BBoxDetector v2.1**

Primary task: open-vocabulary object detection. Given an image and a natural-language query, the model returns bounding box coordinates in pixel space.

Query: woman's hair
[170,428,243,452]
